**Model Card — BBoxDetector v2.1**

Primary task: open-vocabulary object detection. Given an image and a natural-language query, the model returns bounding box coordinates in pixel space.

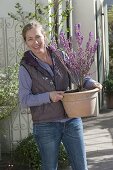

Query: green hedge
[12,134,69,170]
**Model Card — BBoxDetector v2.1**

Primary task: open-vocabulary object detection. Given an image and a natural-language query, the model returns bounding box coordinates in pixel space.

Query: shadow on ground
[87,149,113,170]
[83,109,113,142]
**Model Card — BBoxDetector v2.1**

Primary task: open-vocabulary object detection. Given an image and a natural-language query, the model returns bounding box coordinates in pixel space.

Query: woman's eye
[36,35,41,39]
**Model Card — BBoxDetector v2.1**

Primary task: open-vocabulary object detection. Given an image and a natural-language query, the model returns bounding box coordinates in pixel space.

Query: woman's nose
[34,39,39,44]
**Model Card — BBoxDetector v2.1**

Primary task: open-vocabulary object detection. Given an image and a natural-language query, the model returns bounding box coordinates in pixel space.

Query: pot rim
[63,88,99,96]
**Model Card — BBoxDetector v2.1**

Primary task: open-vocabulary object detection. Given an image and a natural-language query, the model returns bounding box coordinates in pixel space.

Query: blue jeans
[33,118,88,170]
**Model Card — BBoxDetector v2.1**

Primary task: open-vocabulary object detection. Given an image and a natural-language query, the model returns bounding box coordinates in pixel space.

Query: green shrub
[58,142,69,169]
[13,134,69,170]
[0,64,19,120]
[103,74,113,94]
[13,135,41,170]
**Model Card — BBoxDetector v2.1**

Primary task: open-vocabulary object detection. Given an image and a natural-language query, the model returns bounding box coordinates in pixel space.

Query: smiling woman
[18,20,102,170]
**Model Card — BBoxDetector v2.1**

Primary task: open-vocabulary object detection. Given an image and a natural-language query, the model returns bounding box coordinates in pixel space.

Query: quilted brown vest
[20,49,70,123]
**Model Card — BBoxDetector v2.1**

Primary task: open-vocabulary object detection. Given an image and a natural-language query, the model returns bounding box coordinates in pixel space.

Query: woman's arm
[19,66,51,108]
[84,77,102,90]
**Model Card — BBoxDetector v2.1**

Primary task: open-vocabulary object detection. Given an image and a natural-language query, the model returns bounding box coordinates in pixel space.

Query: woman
[19,20,102,170]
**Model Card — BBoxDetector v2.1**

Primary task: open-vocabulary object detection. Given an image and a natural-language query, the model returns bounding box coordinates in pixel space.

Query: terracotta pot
[62,88,99,118]
[105,94,113,109]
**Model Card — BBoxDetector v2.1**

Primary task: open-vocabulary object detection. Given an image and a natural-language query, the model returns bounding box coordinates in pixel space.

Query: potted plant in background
[50,23,99,117]
[103,74,113,109]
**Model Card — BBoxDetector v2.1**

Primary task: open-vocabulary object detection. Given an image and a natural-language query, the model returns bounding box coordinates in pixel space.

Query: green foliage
[59,142,69,168]
[103,74,113,94]
[8,1,72,41]
[13,134,41,170]
[8,2,46,27]
[13,134,69,170]
[108,6,113,62]
[0,64,19,120]
[103,5,113,96]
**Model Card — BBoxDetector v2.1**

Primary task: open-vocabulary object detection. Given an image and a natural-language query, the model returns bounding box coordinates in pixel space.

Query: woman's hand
[49,91,64,103]
[92,82,103,91]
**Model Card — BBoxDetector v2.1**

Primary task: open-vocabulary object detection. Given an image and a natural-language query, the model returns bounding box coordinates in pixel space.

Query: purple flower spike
[89,32,94,38]
[49,23,99,91]
[75,23,81,30]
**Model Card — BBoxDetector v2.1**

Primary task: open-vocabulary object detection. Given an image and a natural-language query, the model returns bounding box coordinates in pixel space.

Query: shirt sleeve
[83,76,97,89]
[19,65,51,108]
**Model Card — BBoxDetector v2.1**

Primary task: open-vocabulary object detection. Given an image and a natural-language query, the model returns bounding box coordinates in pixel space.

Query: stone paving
[83,109,113,170]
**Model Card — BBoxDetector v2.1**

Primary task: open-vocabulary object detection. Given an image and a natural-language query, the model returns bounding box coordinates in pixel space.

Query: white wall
[72,0,96,40]
[0,0,35,17]
[72,0,97,81]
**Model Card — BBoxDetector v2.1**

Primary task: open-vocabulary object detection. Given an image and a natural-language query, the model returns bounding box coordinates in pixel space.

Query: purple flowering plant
[50,24,99,91]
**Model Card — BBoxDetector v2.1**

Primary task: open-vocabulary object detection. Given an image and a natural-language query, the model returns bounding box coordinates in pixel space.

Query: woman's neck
[32,49,53,65]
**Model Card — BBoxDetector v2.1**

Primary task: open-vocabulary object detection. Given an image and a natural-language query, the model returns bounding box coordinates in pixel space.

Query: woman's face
[25,27,45,55]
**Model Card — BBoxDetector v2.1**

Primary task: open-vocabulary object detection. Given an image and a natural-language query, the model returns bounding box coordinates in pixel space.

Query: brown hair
[22,20,46,41]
